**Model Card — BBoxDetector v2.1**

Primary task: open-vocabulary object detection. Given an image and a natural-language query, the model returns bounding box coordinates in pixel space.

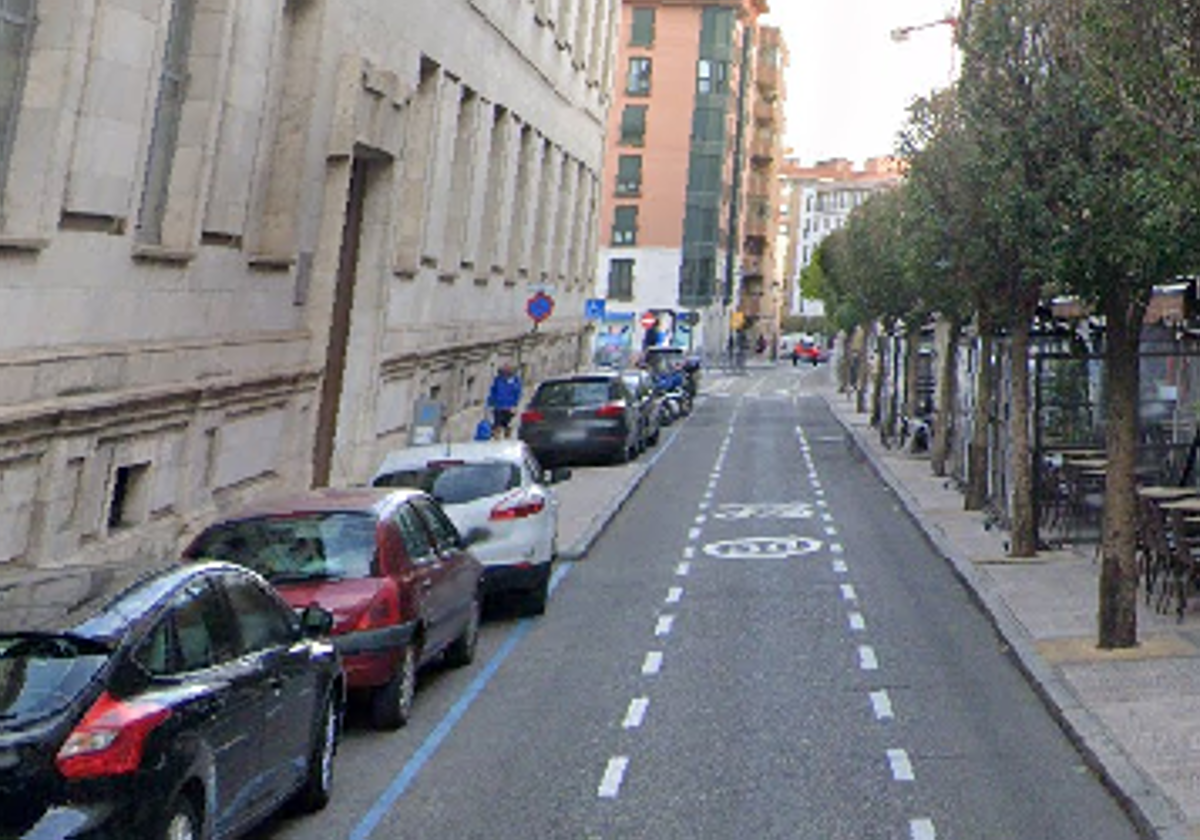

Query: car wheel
[293,691,338,812]
[444,597,480,667]
[371,644,417,730]
[161,795,202,840]
[520,572,549,617]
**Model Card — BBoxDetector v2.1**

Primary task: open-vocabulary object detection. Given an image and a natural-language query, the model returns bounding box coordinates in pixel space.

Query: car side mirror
[545,467,572,484]
[299,604,335,638]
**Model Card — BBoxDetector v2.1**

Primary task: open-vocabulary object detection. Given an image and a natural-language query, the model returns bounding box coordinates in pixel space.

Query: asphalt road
[250,364,1141,840]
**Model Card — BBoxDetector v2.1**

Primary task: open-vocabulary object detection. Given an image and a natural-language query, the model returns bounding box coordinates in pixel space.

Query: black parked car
[518,371,641,466]
[0,560,343,840]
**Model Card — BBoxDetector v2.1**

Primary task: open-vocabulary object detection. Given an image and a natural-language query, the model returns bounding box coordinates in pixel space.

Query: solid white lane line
[888,749,915,781]
[642,651,664,675]
[841,584,858,601]
[859,646,879,671]
[832,560,849,574]
[665,586,683,604]
[623,697,650,729]
[870,690,895,720]
[848,612,866,631]
[910,818,937,839]
[655,615,675,636]
[676,561,692,576]
[598,757,630,798]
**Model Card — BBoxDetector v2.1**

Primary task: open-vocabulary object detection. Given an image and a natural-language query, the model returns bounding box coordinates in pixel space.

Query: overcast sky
[761,1,959,167]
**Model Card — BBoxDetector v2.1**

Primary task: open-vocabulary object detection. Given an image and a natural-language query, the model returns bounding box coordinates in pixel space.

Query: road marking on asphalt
[841,584,858,601]
[821,512,834,523]
[665,586,683,604]
[814,487,825,497]
[642,651,664,675]
[698,500,710,511]
[824,525,839,537]
[870,690,895,720]
[830,542,844,553]
[598,757,629,798]
[859,646,879,671]
[694,514,707,525]
[910,818,937,839]
[655,615,675,636]
[623,698,650,729]
[849,612,866,631]
[817,499,829,508]
[832,559,848,574]
[703,536,823,560]
[888,749,915,781]
[676,561,692,576]
[688,527,702,541]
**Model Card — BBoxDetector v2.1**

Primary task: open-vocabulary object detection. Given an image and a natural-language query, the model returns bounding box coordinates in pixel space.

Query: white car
[371,440,567,615]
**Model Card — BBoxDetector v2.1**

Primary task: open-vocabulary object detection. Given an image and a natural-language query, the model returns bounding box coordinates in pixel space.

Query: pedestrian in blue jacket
[487,364,522,439]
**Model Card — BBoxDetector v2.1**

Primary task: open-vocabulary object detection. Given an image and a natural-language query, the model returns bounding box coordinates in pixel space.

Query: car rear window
[187,513,378,583]
[0,634,110,725]
[533,380,614,407]
[374,462,519,504]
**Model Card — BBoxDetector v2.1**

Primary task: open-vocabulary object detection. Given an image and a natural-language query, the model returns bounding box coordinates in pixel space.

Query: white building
[0,0,619,572]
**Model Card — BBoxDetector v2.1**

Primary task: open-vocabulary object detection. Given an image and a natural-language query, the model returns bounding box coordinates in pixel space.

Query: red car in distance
[792,338,828,366]
[184,487,484,730]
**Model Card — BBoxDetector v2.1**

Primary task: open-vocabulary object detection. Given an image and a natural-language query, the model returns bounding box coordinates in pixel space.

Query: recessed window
[619,105,647,147]
[630,8,655,47]
[626,58,652,96]
[0,0,36,212]
[108,463,151,530]
[607,259,634,300]
[612,206,638,246]
[616,155,643,196]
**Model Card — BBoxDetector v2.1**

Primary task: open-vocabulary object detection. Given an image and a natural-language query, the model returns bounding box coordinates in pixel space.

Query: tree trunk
[931,317,962,477]
[904,323,922,440]
[1009,314,1037,557]
[872,325,889,440]
[1098,290,1143,648]
[965,329,994,511]
[855,325,870,414]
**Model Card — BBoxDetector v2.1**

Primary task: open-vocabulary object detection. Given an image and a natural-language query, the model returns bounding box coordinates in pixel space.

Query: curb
[822,394,1188,840]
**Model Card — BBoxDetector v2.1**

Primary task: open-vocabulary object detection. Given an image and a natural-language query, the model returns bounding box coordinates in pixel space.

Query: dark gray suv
[518,371,641,467]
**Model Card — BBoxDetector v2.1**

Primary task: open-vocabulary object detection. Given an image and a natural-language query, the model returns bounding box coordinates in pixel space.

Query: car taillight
[355,588,400,632]
[56,692,171,779]
[491,491,547,521]
[520,410,545,424]
[596,403,625,418]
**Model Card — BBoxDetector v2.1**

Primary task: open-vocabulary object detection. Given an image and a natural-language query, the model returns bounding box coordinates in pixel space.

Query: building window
[619,105,647,146]
[616,155,642,196]
[612,206,638,246]
[607,258,634,300]
[696,59,728,94]
[138,0,198,244]
[630,8,655,47]
[0,0,37,213]
[626,57,652,96]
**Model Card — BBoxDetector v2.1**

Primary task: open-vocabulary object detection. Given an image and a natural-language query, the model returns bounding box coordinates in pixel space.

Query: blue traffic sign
[584,298,606,321]
[526,291,555,323]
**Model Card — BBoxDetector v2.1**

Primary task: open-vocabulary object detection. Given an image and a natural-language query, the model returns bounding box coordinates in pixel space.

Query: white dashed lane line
[622,698,650,729]
[665,587,683,604]
[655,615,675,637]
[840,584,858,602]
[887,749,915,782]
[858,646,879,671]
[598,757,629,798]
[642,651,663,675]
[848,612,866,631]
[911,818,937,839]
[676,561,692,576]
[870,690,895,721]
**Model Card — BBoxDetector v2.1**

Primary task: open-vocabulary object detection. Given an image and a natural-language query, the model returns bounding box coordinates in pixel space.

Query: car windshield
[188,513,377,582]
[534,380,612,407]
[0,633,110,725]
[375,461,519,504]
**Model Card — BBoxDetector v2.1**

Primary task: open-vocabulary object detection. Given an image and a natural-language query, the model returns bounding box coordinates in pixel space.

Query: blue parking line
[349,562,574,840]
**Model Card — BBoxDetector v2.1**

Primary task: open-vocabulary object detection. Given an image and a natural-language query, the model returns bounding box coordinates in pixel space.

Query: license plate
[553,429,588,442]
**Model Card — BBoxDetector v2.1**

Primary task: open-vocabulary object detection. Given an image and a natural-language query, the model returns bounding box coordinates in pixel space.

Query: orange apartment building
[595,0,773,361]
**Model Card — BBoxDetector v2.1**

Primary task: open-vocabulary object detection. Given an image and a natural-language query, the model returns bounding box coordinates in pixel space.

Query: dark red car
[184,487,484,730]
[792,339,828,366]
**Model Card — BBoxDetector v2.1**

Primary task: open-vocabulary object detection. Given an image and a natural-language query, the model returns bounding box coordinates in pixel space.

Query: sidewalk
[821,386,1200,840]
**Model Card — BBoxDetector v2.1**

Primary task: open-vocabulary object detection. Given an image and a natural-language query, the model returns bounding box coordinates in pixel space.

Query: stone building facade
[0,0,619,572]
